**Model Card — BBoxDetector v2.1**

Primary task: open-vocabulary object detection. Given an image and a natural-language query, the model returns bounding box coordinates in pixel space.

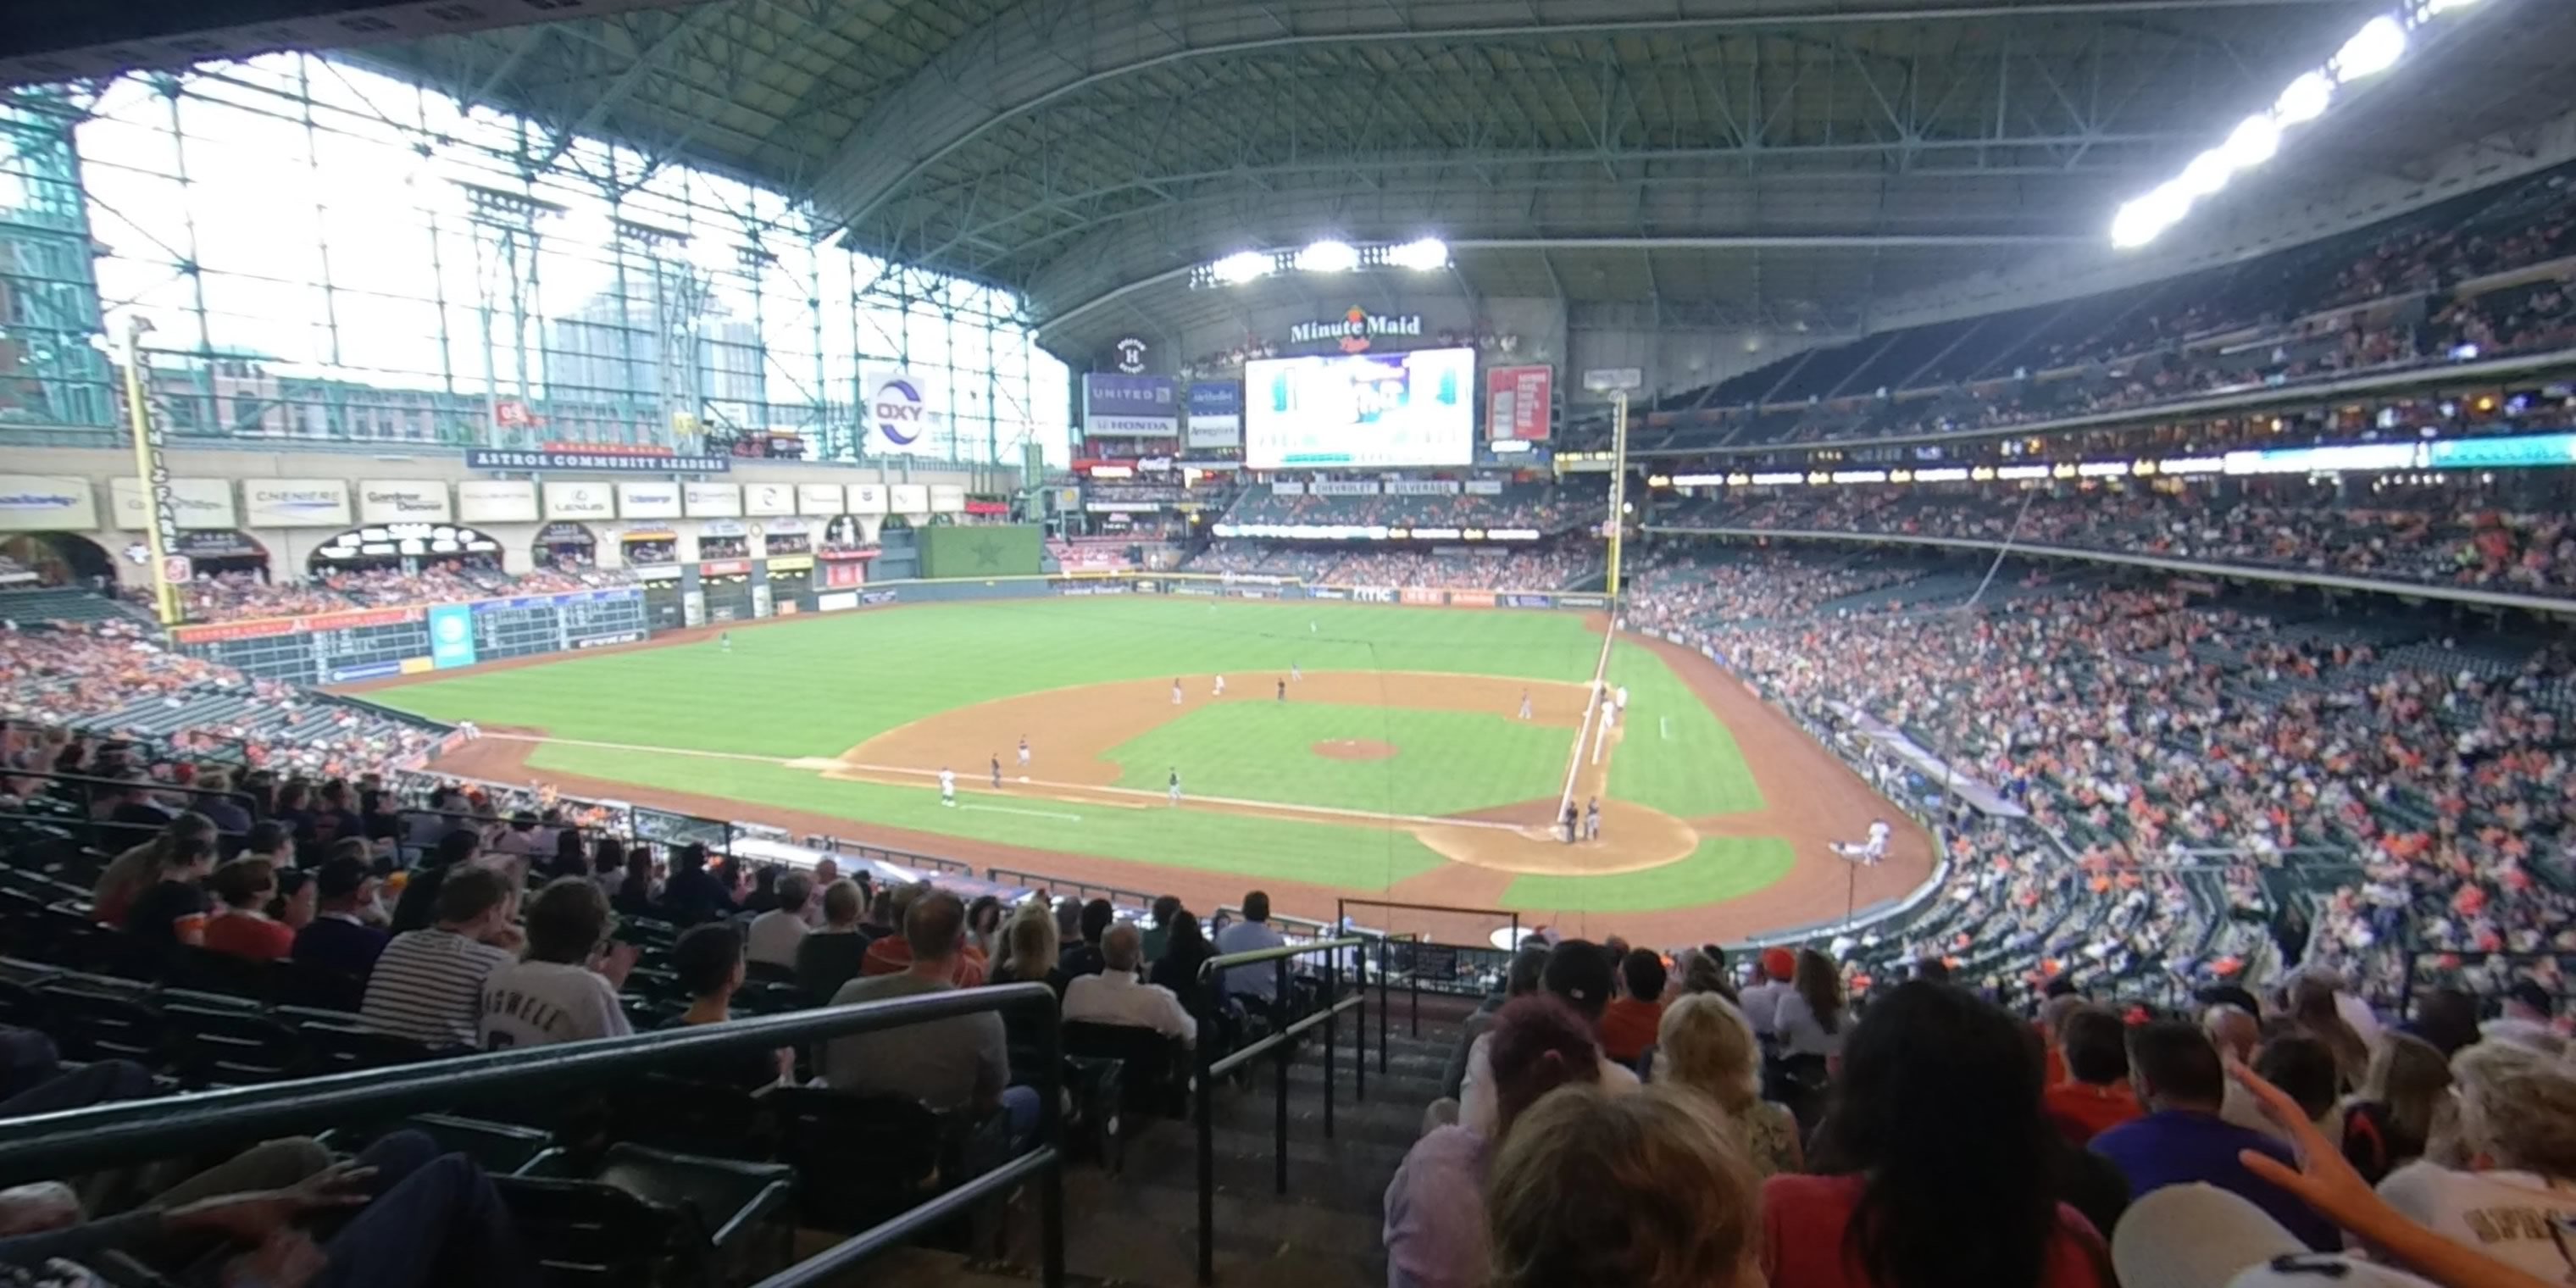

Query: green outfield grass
[369,597,1784,913]
[1105,702,1569,816]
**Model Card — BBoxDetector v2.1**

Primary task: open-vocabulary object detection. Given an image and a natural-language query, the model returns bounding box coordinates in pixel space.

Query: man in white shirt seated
[1062,922,1196,1045]
[746,871,814,969]
[479,877,637,1050]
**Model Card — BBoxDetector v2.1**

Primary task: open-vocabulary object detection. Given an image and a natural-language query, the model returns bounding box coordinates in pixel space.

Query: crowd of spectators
[1225,481,1601,532]
[1661,478,2576,600]
[1630,567,2576,1008]
[1185,541,1598,590]
[1618,165,2576,452]
[1387,924,2576,1288]
[0,622,446,777]
[153,561,638,623]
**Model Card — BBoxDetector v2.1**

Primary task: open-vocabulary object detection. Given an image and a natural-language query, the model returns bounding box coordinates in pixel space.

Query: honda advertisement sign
[1185,382,1242,449]
[1082,374,1180,438]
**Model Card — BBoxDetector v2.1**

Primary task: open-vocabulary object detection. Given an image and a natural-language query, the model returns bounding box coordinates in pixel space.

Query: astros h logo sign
[874,379,927,446]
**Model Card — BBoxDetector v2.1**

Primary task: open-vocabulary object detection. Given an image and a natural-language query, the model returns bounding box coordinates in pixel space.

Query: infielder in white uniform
[1213,674,1226,697]
[1018,736,1030,769]
[1291,662,1302,682]
[1518,689,1533,720]
[1831,819,1892,864]
[1171,679,1183,705]
[940,767,957,808]
[1614,685,1629,711]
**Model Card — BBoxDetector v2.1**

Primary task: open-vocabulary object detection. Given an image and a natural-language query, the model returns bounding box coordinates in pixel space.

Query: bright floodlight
[2425,0,2478,14]
[1387,237,1450,271]
[1210,251,1273,285]
[2220,114,2283,169]
[1295,240,1359,274]
[2111,181,2196,250]
[2335,16,2407,80]
[2179,149,2235,198]
[2276,71,2334,125]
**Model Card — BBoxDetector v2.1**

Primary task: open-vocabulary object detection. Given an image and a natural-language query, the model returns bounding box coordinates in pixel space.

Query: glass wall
[0,54,1070,464]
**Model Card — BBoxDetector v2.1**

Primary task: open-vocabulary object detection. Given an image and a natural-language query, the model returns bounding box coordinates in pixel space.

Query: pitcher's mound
[1312,739,1397,762]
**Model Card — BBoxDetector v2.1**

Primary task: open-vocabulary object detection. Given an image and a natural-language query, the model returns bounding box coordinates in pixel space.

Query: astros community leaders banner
[917,523,1042,579]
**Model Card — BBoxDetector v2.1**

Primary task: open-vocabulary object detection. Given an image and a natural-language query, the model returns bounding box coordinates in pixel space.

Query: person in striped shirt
[361,866,522,1051]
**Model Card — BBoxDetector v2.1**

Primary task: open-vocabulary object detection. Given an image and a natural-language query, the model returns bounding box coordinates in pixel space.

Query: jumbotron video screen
[1243,347,1474,469]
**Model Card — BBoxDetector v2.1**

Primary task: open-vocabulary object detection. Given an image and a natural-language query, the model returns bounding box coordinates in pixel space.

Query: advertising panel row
[0,476,973,533]
[171,587,649,686]
[1034,575,1605,611]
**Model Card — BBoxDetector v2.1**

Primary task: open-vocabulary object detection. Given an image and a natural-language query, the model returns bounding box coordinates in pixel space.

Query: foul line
[471,731,1531,835]
[1555,613,1619,824]
[963,803,1083,823]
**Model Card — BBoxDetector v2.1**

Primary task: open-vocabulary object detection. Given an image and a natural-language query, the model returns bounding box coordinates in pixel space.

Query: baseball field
[354,597,1931,942]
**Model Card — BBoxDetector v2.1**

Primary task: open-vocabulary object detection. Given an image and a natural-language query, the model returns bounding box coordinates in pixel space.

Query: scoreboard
[173,589,647,685]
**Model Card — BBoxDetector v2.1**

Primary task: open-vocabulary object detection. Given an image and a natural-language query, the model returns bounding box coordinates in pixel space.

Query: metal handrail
[1190,935,1367,1287]
[985,866,1156,908]
[0,984,1067,1288]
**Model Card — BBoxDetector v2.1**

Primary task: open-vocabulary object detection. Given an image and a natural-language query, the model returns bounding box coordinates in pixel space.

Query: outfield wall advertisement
[172,587,648,686]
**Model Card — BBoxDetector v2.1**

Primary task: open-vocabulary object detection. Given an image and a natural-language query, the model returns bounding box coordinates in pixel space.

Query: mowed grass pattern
[1502,836,1796,913]
[1105,702,1571,816]
[519,742,1454,890]
[376,598,1607,757]
[369,597,1780,909]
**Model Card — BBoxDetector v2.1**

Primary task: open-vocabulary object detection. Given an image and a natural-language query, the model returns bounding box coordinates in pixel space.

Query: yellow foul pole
[119,318,180,627]
[1604,387,1630,602]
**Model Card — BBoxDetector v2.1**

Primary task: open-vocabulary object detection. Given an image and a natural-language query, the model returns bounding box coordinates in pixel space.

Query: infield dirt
[414,619,1935,946]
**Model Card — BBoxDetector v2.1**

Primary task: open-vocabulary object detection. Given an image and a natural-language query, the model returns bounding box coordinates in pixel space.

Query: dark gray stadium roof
[208,0,2576,350]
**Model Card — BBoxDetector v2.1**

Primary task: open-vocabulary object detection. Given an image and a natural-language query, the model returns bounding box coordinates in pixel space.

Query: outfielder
[1168,768,1182,805]
[1831,819,1893,864]
[939,767,957,808]
[719,631,731,653]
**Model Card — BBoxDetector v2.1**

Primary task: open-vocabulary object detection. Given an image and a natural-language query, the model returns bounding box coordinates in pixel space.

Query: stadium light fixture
[2107,0,2482,249]
[1295,240,1360,274]
[1387,237,1451,271]
[2274,72,2334,125]
[1210,251,1274,285]
[2333,16,2407,80]
[2220,114,2283,169]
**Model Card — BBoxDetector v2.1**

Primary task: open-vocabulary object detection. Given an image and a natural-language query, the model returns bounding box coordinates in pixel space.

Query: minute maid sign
[1287,306,1423,353]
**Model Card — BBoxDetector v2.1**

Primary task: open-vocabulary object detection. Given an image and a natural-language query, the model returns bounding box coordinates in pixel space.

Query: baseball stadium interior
[5,2,2576,1286]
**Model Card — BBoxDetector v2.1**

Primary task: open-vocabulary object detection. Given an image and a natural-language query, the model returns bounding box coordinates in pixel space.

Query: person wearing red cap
[1741,947,1797,1049]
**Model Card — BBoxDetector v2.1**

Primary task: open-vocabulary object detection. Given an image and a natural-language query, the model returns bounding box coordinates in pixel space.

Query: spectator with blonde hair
[1385,995,1602,1288]
[2376,1041,2576,1279]
[1485,1084,1763,1288]
[1657,991,1803,1176]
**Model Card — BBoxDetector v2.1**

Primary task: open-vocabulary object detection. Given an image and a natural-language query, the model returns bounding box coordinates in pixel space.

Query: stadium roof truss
[341,0,2574,353]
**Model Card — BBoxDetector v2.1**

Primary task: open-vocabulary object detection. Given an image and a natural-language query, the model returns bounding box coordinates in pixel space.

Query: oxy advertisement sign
[865,368,945,455]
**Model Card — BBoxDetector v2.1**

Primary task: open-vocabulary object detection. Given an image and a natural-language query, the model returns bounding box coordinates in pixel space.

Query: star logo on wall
[971,536,1005,569]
